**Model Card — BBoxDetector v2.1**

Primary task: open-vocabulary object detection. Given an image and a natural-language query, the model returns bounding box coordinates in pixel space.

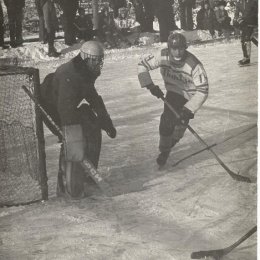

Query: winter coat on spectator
[74,11,94,41]
[56,0,79,45]
[3,0,25,47]
[108,0,127,18]
[3,0,25,9]
[215,8,231,30]
[130,0,154,32]
[234,0,257,26]
[35,0,47,43]
[39,0,60,56]
[179,0,195,30]
[196,5,216,37]
[153,0,178,42]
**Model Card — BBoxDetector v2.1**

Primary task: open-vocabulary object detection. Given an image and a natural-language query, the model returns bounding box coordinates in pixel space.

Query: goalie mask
[168,32,187,62]
[80,41,105,75]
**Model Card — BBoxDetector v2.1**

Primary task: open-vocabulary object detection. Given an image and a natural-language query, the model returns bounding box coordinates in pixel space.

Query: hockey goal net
[0,65,48,206]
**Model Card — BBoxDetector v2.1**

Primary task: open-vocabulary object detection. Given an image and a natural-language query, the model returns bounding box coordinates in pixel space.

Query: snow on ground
[0,40,257,260]
[0,30,229,65]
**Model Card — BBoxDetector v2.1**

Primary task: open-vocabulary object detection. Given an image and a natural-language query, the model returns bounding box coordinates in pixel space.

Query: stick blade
[191,249,224,259]
[229,170,252,183]
[80,160,114,196]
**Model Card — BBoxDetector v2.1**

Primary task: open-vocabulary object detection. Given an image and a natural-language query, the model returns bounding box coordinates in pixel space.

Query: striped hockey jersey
[138,48,209,113]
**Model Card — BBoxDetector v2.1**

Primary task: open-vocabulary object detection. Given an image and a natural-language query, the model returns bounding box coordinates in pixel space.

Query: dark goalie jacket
[40,54,104,140]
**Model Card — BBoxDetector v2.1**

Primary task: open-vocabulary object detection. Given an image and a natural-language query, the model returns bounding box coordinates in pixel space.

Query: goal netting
[0,65,47,206]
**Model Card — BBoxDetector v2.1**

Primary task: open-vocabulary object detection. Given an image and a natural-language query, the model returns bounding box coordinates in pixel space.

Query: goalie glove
[98,114,117,138]
[146,84,164,99]
[91,95,117,138]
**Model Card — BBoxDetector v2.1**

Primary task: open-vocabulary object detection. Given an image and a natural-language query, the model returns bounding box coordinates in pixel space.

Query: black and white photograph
[0,0,257,259]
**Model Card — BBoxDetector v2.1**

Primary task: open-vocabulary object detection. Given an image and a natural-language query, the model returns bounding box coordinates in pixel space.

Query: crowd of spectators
[0,0,256,54]
[197,0,233,38]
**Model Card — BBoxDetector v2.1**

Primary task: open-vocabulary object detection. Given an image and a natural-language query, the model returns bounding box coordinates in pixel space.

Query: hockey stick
[172,124,257,167]
[22,85,113,196]
[191,225,257,259]
[251,36,258,47]
[161,97,252,183]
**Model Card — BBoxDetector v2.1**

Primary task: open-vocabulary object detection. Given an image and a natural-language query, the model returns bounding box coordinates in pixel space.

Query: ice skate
[238,58,250,66]
[156,151,170,167]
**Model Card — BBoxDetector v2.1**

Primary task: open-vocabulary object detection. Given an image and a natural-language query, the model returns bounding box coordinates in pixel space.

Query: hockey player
[138,32,209,166]
[40,41,117,198]
[234,0,258,65]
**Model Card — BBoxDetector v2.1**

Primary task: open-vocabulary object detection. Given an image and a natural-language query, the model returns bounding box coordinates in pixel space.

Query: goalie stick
[160,96,252,183]
[22,85,114,196]
[172,124,257,167]
[191,225,257,259]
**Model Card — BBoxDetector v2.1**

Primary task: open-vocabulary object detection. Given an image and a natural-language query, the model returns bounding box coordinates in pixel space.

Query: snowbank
[0,30,230,65]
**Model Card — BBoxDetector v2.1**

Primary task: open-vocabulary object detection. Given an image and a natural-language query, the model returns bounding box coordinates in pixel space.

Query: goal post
[0,65,48,206]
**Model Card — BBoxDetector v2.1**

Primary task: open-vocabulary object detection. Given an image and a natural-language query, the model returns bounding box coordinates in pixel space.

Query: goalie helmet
[168,32,187,50]
[80,41,105,75]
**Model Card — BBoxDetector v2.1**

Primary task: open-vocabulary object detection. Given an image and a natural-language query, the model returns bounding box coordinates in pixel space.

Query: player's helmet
[80,41,105,75]
[167,32,188,50]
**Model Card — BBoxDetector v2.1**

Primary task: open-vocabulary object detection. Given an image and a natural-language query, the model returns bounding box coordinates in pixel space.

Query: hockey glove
[179,107,194,125]
[147,84,164,99]
[98,115,117,138]
[90,95,117,138]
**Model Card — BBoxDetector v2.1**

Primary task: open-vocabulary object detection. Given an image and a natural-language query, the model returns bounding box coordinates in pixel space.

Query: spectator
[41,0,60,57]
[35,0,47,44]
[114,7,140,35]
[208,0,216,9]
[153,0,178,42]
[0,0,9,49]
[196,1,216,38]
[179,0,196,30]
[129,0,146,32]
[108,0,127,18]
[3,0,25,48]
[141,0,155,32]
[98,6,131,48]
[215,0,232,37]
[74,7,94,42]
[130,0,154,32]
[98,6,117,47]
[57,0,79,46]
